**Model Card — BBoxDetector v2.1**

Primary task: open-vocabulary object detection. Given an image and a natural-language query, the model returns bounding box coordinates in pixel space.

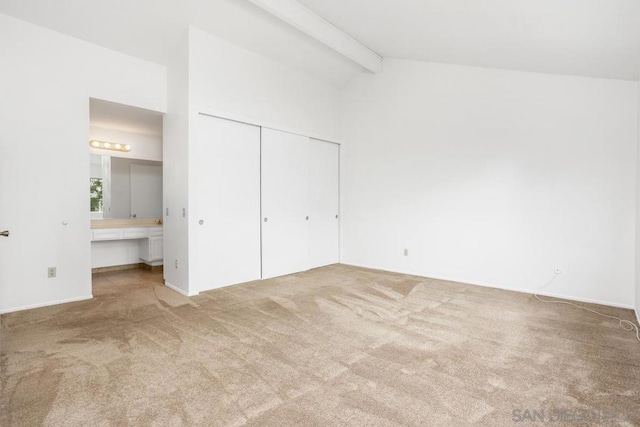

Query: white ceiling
[1,0,639,84]
[297,0,640,81]
[90,98,163,137]
[0,0,363,87]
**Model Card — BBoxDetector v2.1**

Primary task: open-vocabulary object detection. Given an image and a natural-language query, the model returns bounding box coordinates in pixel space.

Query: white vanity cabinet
[90,226,163,268]
[91,228,124,241]
[140,228,164,266]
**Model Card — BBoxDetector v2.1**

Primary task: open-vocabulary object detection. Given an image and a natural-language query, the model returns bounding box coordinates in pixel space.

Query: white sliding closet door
[193,115,261,291]
[261,128,310,279]
[308,139,340,268]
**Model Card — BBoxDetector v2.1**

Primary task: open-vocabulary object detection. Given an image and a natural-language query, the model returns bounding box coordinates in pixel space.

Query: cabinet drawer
[122,228,148,239]
[148,227,163,237]
[92,229,123,241]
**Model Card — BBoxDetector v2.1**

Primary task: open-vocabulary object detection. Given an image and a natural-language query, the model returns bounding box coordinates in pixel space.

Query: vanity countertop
[91,219,163,229]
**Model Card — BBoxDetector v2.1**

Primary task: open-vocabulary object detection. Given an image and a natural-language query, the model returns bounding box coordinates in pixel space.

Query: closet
[193,116,262,291]
[307,138,340,269]
[194,114,339,292]
[261,128,311,279]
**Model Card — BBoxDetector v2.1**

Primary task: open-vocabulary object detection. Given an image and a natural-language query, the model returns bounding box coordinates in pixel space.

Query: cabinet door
[308,139,340,268]
[261,128,310,279]
[150,237,163,261]
[193,115,261,291]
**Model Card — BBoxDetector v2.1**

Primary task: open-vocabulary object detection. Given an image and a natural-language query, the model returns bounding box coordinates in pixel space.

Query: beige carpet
[1,265,639,426]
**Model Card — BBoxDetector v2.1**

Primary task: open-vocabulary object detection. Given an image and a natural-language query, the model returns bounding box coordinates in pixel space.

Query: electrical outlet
[554,268,562,275]
[48,267,56,278]
[182,208,186,218]
[175,259,178,269]
[403,249,409,256]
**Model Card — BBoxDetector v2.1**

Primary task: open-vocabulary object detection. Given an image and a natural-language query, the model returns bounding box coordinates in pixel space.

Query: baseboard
[342,263,635,310]
[141,264,164,273]
[140,259,164,268]
[92,263,144,274]
[532,290,635,310]
[164,281,198,297]
[0,295,94,315]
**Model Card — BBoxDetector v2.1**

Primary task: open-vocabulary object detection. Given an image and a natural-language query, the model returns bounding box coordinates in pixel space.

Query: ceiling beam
[246,0,383,73]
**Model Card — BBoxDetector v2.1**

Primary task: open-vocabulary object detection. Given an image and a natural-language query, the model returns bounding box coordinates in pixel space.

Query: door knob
[1,230,9,237]
[264,218,268,222]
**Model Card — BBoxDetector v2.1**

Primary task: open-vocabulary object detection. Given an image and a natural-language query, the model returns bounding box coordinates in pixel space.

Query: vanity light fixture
[89,140,131,152]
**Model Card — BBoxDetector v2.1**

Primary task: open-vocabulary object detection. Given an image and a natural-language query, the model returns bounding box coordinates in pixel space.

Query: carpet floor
[1,264,639,426]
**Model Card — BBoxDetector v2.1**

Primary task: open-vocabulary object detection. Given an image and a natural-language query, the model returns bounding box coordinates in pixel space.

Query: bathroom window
[90,177,103,213]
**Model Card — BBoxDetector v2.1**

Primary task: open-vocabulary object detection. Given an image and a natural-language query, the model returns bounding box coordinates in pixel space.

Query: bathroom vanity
[91,219,163,270]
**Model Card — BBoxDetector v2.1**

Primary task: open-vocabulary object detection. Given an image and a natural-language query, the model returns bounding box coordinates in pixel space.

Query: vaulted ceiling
[0,0,363,86]
[298,0,640,81]
[1,0,639,86]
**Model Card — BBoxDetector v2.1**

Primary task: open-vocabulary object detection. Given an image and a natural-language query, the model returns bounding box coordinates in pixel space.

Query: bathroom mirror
[90,154,162,219]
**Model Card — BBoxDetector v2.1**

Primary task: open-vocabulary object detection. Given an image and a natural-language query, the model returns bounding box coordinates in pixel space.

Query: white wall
[0,14,166,313]
[160,27,342,295]
[89,126,162,162]
[163,30,191,295]
[340,59,638,308]
[636,77,640,320]
[188,27,340,142]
